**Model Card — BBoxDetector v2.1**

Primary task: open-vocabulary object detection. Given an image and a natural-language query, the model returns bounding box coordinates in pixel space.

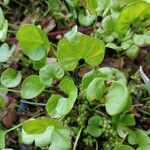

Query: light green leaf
[22,117,71,149]
[113,145,134,150]
[21,75,45,99]
[1,68,22,88]
[86,115,103,137]
[39,62,64,86]
[57,34,105,71]
[133,34,150,46]
[0,95,6,108]
[106,43,122,51]
[0,43,16,63]
[126,45,139,59]
[46,78,77,118]
[17,24,50,61]
[116,1,150,36]
[0,129,6,149]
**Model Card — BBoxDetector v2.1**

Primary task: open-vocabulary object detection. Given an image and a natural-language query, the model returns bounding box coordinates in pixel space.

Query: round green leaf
[105,81,129,115]
[21,75,45,99]
[1,68,22,88]
[57,34,105,71]
[113,145,134,150]
[39,63,64,86]
[17,24,50,61]
[116,1,150,37]
[46,78,77,118]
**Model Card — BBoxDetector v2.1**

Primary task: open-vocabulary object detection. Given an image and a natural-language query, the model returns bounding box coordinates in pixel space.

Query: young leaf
[1,68,22,88]
[86,115,103,137]
[17,24,50,61]
[21,75,45,99]
[39,62,64,86]
[116,1,150,36]
[22,117,71,150]
[46,78,77,118]
[0,43,16,63]
[113,145,134,150]
[57,34,105,71]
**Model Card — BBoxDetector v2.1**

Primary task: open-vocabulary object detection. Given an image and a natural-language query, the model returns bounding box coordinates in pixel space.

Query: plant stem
[0,87,20,93]
[6,123,22,133]
[20,100,46,106]
[73,126,83,150]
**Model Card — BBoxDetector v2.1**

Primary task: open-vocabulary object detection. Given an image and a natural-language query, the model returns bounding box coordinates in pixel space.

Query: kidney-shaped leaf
[46,78,77,118]
[1,68,22,88]
[57,34,105,71]
[21,75,45,99]
[0,43,16,63]
[17,24,50,61]
[39,62,64,86]
[116,1,150,36]
[22,117,71,149]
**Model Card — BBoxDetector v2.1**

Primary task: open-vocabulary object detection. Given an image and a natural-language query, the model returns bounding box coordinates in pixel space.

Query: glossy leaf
[46,78,77,118]
[22,117,71,149]
[0,43,16,63]
[1,68,22,88]
[116,1,150,36]
[21,75,45,99]
[39,62,64,86]
[17,24,50,61]
[57,34,105,71]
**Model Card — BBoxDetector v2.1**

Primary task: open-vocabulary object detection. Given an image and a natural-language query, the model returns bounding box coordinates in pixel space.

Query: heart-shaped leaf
[0,43,16,63]
[1,68,22,88]
[22,117,71,149]
[57,34,105,71]
[86,115,103,137]
[39,62,64,86]
[46,78,77,118]
[21,75,45,99]
[17,24,50,61]
[116,1,150,37]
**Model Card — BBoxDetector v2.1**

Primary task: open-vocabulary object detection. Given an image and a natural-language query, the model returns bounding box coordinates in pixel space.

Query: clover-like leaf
[22,117,71,150]
[46,78,77,118]
[113,145,134,150]
[116,1,150,36]
[1,68,22,88]
[39,62,64,86]
[21,75,45,99]
[86,115,103,137]
[17,24,50,61]
[0,43,16,63]
[57,34,105,71]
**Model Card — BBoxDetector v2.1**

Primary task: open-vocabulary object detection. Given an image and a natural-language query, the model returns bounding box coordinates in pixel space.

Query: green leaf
[98,67,127,85]
[0,43,16,63]
[39,62,64,86]
[22,117,71,149]
[46,78,77,118]
[57,34,105,71]
[21,75,45,99]
[0,129,6,149]
[47,0,60,11]
[128,129,150,147]
[17,24,50,61]
[0,8,8,42]
[78,10,96,26]
[0,95,6,108]
[113,145,134,150]
[116,1,150,37]
[86,115,103,137]
[126,45,139,59]
[32,57,46,70]
[133,34,150,46]
[105,81,129,115]
[1,68,22,88]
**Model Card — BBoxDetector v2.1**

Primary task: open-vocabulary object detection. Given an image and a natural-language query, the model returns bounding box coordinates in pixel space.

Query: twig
[20,100,46,106]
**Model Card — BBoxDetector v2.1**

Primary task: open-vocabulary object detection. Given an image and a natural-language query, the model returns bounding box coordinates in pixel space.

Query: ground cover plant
[0,0,150,149]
